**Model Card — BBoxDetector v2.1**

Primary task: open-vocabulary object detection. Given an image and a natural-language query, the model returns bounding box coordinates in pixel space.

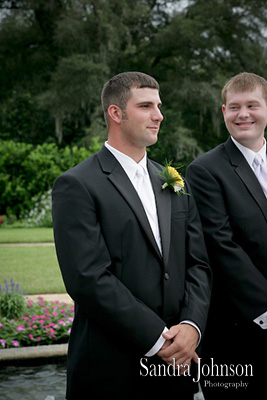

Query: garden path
[26,293,73,304]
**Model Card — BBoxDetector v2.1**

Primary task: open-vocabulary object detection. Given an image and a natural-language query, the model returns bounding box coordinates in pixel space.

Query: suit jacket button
[164,272,170,280]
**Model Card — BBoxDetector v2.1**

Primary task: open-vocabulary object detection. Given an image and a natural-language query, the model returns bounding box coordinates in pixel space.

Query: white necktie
[134,166,162,253]
[253,154,267,198]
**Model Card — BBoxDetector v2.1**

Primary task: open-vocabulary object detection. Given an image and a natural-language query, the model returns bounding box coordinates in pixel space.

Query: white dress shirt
[231,136,267,329]
[105,142,201,354]
[231,136,267,169]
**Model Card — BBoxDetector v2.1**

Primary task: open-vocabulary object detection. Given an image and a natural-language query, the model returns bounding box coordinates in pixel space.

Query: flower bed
[0,297,74,349]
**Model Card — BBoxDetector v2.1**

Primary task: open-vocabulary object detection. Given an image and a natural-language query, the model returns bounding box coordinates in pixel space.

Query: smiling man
[222,84,267,151]
[52,72,212,398]
[186,72,267,399]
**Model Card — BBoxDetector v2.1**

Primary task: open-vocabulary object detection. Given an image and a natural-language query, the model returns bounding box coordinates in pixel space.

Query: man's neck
[231,136,265,153]
[106,139,146,163]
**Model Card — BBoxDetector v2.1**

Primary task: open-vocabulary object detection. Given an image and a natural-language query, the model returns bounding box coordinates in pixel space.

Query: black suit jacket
[52,145,211,396]
[187,138,267,325]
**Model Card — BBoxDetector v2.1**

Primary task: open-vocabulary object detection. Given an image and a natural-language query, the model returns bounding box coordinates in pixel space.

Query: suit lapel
[148,160,171,266]
[97,146,162,260]
[225,138,267,222]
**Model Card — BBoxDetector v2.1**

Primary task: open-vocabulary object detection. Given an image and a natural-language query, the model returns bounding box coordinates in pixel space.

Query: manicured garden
[0,287,74,349]
[0,228,73,349]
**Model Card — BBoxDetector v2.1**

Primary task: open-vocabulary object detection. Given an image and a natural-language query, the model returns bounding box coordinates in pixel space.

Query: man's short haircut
[222,72,267,104]
[101,71,160,125]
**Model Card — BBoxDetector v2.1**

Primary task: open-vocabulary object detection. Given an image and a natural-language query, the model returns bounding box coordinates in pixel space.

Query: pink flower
[11,340,20,347]
[52,312,58,317]
[37,337,41,342]
[28,334,34,340]
[17,325,25,332]
[0,339,6,348]
[27,301,33,307]
[0,323,3,328]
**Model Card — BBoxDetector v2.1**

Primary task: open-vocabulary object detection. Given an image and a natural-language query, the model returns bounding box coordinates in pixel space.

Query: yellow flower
[167,166,185,188]
[159,161,188,196]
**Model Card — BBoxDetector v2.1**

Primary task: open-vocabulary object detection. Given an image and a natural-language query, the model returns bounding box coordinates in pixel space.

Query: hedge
[0,139,103,217]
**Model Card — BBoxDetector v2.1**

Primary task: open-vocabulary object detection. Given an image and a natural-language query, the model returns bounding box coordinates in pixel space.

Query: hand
[157,324,199,373]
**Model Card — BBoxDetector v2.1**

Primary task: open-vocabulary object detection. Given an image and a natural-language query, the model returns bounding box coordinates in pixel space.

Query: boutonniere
[158,161,188,196]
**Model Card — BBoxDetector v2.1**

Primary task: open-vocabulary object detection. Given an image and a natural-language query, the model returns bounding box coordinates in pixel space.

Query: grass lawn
[0,245,66,295]
[0,227,54,243]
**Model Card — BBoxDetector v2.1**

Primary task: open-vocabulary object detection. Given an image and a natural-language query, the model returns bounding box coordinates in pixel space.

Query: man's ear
[108,105,122,124]
[222,104,226,115]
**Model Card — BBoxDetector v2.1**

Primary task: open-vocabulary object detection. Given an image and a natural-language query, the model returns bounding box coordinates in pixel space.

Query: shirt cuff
[145,327,168,357]
[179,320,201,347]
[253,311,267,329]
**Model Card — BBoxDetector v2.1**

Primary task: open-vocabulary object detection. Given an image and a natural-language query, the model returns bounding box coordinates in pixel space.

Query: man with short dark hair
[53,71,211,397]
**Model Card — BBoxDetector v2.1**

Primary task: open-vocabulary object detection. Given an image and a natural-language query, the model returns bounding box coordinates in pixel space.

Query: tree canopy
[0,0,266,166]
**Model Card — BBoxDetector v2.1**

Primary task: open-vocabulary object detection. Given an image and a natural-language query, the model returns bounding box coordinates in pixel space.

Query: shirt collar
[231,136,266,168]
[104,141,148,182]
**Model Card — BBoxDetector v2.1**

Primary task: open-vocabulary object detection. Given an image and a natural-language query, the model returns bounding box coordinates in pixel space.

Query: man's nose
[238,107,250,118]
[152,108,163,121]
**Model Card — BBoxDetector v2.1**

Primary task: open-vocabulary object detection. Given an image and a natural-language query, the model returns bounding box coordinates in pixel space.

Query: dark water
[0,362,204,399]
[0,362,67,400]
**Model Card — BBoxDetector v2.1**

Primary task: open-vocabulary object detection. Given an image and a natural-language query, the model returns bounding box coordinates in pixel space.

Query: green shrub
[0,138,103,217]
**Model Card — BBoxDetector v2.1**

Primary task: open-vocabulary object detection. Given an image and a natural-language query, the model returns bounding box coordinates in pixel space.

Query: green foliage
[37,55,109,144]
[0,279,26,319]
[0,91,54,145]
[0,139,103,216]
[147,0,267,151]
[0,0,266,157]
[150,110,203,171]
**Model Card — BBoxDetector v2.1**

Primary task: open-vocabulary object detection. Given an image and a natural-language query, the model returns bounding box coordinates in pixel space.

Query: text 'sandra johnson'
[140,357,253,383]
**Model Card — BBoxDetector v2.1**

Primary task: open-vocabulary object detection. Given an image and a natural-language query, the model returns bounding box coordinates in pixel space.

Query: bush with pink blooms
[0,296,74,349]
